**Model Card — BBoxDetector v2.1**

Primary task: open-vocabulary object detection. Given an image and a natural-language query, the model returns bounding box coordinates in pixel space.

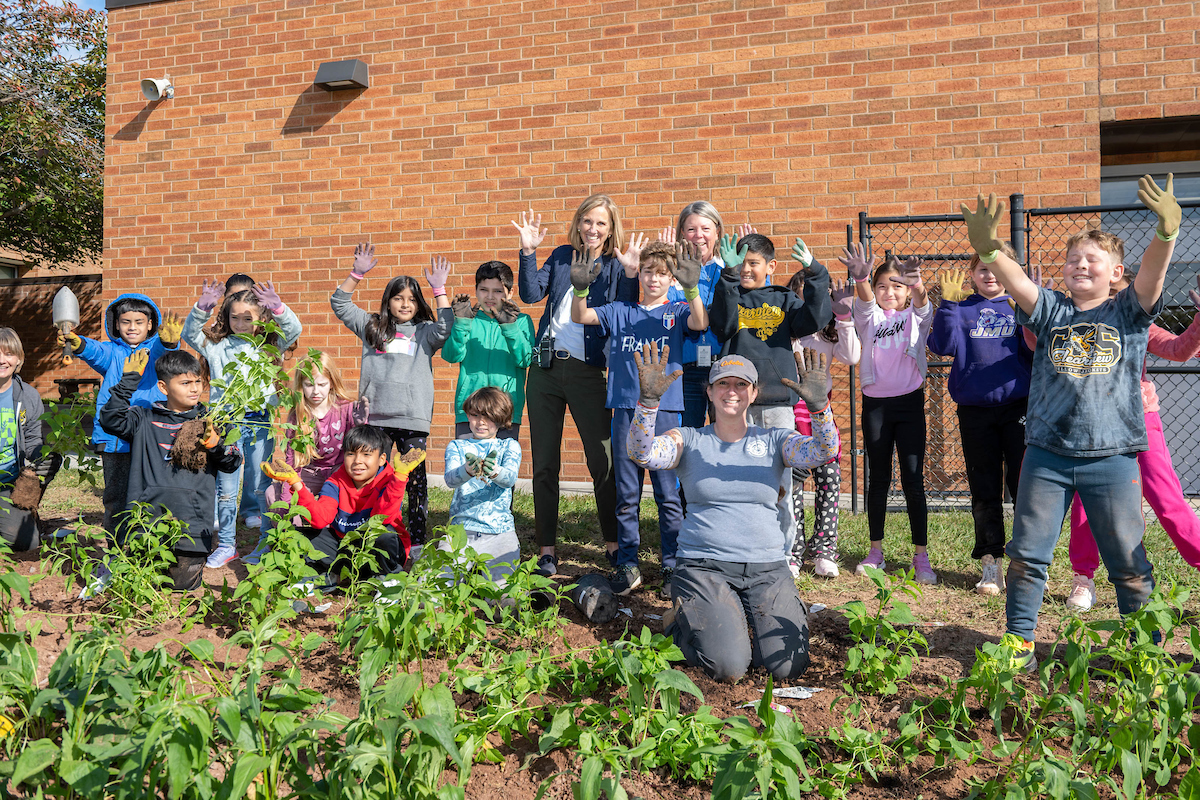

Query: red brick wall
[102,0,1200,481]
[0,276,105,399]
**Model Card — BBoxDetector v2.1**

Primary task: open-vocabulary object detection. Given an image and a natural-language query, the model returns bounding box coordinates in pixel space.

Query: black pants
[958,399,1026,560]
[384,428,428,546]
[862,388,927,545]
[305,525,407,583]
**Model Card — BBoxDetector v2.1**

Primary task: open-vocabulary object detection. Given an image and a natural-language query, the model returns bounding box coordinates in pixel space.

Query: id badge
[697,345,712,367]
[385,337,417,356]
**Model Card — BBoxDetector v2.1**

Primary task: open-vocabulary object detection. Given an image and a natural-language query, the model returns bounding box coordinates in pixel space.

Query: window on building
[0,258,21,279]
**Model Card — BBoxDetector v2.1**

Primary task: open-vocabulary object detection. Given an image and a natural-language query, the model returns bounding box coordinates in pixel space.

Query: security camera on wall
[140,76,174,101]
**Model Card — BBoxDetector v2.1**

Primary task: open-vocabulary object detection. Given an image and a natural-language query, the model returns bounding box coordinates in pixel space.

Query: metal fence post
[846,223,859,514]
[1009,192,1026,268]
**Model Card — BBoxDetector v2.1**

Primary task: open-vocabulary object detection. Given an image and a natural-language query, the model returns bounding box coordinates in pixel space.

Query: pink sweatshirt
[1141,314,1200,413]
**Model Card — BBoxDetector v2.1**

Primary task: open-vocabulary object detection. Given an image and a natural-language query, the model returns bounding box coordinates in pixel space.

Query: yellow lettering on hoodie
[737,305,785,341]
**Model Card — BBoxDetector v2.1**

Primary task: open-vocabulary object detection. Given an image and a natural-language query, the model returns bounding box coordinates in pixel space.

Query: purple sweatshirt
[927,294,1032,407]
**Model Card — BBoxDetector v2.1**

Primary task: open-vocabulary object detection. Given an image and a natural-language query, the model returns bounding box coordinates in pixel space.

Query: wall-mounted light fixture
[140,76,174,101]
[314,59,369,91]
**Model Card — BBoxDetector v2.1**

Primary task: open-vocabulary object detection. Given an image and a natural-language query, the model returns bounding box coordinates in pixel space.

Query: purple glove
[252,281,283,314]
[197,279,224,313]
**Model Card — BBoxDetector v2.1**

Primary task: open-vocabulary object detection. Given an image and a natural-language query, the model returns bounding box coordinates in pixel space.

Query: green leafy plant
[838,566,928,696]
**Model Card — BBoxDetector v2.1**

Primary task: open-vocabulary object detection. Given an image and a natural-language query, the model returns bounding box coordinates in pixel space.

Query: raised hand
[392,447,427,478]
[123,349,149,375]
[1138,173,1181,238]
[158,311,183,345]
[511,209,548,254]
[451,293,474,319]
[830,279,854,317]
[939,269,970,302]
[672,240,704,291]
[425,256,452,290]
[252,281,283,312]
[261,455,300,487]
[960,193,1006,256]
[352,396,370,425]
[838,242,874,283]
[718,233,748,272]
[657,226,677,246]
[493,299,521,325]
[633,342,681,408]
[197,278,224,313]
[890,257,924,289]
[791,237,813,268]
[352,241,378,277]
[736,222,757,238]
[570,247,604,292]
[781,349,830,412]
[615,231,647,274]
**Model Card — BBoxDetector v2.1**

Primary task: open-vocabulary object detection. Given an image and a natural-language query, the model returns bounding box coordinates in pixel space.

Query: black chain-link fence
[851,196,1200,510]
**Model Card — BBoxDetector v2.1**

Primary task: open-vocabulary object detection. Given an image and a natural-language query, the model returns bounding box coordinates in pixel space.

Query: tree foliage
[0,0,105,268]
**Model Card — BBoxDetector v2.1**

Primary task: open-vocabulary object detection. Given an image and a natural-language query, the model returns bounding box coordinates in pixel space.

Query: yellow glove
[56,330,82,352]
[261,456,300,486]
[392,447,427,478]
[159,311,183,346]
[959,193,1006,256]
[123,349,150,375]
[200,422,221,450]
[939,269,970,303]
[1138,173,1181,239]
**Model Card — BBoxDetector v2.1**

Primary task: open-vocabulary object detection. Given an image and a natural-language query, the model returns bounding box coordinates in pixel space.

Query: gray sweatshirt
[331,289,453,433]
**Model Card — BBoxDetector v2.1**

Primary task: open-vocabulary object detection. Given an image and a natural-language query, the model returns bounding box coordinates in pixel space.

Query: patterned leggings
[385,428,429,546]
[791,459,841,561]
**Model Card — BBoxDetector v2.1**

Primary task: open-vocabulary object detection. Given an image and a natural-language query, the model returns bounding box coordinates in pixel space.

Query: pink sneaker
[912,552,938,585]
[855,548,885,575]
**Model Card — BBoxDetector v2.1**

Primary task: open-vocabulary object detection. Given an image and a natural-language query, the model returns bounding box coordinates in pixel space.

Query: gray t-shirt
[1016,285,1159,457]
[674,424,794,563]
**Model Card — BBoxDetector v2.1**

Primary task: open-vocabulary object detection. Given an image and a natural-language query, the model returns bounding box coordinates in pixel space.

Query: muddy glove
[890,256,924,288]
[352,397,370,425]
[350,241,378,279]
[451,294,475,319]
[633,342,681,408]
[158,311,183,346]
[717,233,748,274]
[1138,173,1181,239]
[838,242,874,284]
[392,447,427,478]
[939,269,970,303]
[960,193,1007,257]
[790,237,813,268]
[830,280,854,318]
[570,248,604,294]
[261,456,301,488]
[672,241,704,297]
[781,349,831,412]
[201,422,221,450]
[481,449,500,479]
[493,299,521,325]
[123,349,149,375]
[463,451,483,477]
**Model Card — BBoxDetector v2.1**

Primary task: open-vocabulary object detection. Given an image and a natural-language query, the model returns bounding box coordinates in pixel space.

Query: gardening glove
[781,349,831,412]
[123,349,149,376]
[451,294,475,319]
[481,450,500,478]
[158,311,183,346]
[717,233,748,274]
[352,397,370,425]
[463,451,483,477]
[197,278,224,313]
[838,242,874,284]
[392,447,427,478]
[633,342,681,408]
[672,241,704,293]
[569,247,603,293]
[790,237,813,268]
[1138,173,1181,239]
[890,256,924,288]
[56,329,83,353]
[960,193,1007,256]
[201,422,221,450]
[351,241,378,278]
[252,281,284,314]
[425,256,451,290]
[939,269,970,303]
[261,455,301,488]
[494,299,521,325]
[830,280,854,318]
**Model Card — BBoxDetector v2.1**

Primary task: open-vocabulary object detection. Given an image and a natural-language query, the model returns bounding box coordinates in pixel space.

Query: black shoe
[610,564,642,596]
[536,554,558,577]
[659,567,674,601]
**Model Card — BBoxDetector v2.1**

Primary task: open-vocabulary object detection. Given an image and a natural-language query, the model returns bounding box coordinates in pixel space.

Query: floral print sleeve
[782,406,839,469]
[626,403,682,470]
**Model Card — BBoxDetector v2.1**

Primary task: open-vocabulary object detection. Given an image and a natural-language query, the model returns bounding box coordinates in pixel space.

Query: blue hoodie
[77,292,173,453]
[927,294,1032,407]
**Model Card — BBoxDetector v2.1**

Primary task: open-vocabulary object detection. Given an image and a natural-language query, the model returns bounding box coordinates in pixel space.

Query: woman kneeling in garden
[627,344,838,681]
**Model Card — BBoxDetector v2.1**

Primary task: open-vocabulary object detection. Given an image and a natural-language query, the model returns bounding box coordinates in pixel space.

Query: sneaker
[659,568,674,600]
[1066,574,1095,612]
[206,545,238,569]
[373,578,402,607]
[609,564,642,596]
[855,548,885,576]
[787,554,803,579]
[242,544,270,566]
[244,515,262,529]
[999,632,1037,674]
[78,564,112,599]
[975,555,1004,596]
[606,549,619,570]
[912,552,938,585]
[536,554,558,577]
[813,557,840,578]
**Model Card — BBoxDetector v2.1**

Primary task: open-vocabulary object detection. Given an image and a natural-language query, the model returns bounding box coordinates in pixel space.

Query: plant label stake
[52,286,80,366]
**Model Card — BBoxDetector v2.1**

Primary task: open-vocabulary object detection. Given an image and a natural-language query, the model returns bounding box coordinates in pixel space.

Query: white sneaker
[1066,574,1095,612]
[206,545,238,569]
[374,578,402,607]
[975,555,1004,596]
[78,565,112,599]
[244,515,262,529]
[813,557,839,578]
[289,577,332,613]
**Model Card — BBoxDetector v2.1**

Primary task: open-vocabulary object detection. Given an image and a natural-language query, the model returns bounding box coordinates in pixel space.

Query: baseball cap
[708,355,758,385]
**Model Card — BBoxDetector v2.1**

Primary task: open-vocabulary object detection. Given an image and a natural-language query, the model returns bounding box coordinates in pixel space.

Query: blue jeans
[611,407,682,569]
[216,421,273,549]
[1006,445,1155,641]
[680,364,710,429]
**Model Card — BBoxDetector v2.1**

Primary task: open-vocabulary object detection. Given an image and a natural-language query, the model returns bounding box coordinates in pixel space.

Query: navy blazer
[518,243,640,368]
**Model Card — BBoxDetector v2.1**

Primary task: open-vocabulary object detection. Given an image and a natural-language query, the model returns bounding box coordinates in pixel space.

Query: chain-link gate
[850,196,1200,512]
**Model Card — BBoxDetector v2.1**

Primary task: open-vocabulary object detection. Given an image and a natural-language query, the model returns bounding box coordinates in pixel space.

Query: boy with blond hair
[960,175,1181,666]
